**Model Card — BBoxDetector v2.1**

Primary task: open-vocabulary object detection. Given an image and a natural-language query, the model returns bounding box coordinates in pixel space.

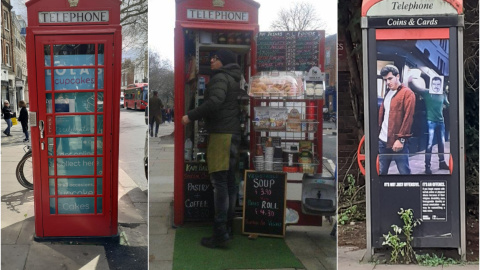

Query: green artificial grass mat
[173,226,304,270]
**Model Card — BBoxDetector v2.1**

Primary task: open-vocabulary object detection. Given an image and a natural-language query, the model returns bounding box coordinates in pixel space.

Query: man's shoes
[6,133,12,136]
[3,131,7,136]
[425,166,432,175]
[439,161,449,170]
[23,139,29,142]
[200,233,230,248]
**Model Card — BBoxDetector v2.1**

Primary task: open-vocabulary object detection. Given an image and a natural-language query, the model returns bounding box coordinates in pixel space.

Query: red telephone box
[173,0,260,225]
[26,0,122,239]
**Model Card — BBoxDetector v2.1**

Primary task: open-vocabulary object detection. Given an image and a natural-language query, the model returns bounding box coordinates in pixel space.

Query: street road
[119,108,148,191]
[323,122,337,173]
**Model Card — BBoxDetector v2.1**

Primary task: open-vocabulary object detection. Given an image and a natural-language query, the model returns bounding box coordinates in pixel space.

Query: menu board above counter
[256,31,324,72]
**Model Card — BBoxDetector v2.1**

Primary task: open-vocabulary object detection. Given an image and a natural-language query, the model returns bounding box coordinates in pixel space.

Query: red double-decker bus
[124,83,148,110]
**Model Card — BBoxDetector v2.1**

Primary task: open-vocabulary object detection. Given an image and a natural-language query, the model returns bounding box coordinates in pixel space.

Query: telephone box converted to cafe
[26,0,122,239]
[360,0,465,259]
[173,0,330,228]
[173,0,260,226]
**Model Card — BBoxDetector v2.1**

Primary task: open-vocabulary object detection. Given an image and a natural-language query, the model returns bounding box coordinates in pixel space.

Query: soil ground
[338,215,479,262]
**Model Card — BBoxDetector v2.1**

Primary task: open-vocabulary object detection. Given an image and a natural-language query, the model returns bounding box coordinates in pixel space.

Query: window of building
[3,11,9,31]
[5,44,10,66]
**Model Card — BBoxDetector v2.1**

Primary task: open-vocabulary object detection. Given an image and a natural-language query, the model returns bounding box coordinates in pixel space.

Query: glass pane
[97,178,103,195]
[53,44,95,66]
[49,178,55,195]
[57,178,95,195]
[48,158,54,176]
[56,157,95,176]
[46,93,52,113]
[97,137,103,155]
[56,115,95,135]
[97,115,103,134]
[97,92,104,112]
[58,197,95,214]
[98,44,104,65]
[54,92,95,113]
[97,157,103,175]
[48,138,54,156]
[53,68,96,90]
[50,198,56,214]
[97,68,104,89]
[56,137,95,156]
[97,197,103,214]
[44,45,51,66]
[45,70,53,91]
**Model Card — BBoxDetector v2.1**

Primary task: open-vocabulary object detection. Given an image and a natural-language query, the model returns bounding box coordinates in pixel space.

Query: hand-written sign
[242,170,287,237]
[184,162,214,221]
[256,31,323,72]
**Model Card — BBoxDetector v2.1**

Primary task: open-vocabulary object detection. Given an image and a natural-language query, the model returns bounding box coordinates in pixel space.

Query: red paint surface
[27,0,121,238]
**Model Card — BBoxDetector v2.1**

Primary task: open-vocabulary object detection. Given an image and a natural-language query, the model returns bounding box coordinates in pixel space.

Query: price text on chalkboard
[256,31,324,72]
[242,170,287,237]
[184,162,214,221]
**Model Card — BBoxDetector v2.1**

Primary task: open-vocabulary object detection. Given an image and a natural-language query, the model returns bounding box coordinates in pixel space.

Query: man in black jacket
[182,49,241,248]
[2,100,14,136]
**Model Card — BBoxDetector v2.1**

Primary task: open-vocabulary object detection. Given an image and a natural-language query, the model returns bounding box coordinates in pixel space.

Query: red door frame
[173,0,260,225]
[26,25,121,238]
[34,34,114,237]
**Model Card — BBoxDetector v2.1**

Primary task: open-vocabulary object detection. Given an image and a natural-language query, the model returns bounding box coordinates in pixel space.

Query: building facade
[12,11,27,107]
[1,0,16,112]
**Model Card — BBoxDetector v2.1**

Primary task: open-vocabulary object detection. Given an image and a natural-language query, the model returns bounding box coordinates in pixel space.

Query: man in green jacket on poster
[182,49,241,248]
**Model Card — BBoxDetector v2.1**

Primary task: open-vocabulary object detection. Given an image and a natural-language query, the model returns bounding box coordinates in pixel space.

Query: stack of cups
[264,147,274,171]
[253,155,264,171]
[273,146,284,171]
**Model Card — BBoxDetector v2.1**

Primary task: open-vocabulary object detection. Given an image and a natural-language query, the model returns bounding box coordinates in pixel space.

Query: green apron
[207,133,232,173]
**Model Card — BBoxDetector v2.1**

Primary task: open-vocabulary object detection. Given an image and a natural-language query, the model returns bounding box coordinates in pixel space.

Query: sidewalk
[148,123,337,270]
[1,123,148,269]
[338,247,479,269]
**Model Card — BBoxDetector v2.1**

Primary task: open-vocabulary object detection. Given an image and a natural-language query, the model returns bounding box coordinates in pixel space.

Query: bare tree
[121,0,148,68]
[270,1,326,31]
[148,49,174,107]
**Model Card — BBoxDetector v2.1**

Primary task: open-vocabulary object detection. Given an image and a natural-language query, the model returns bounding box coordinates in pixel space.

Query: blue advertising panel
[56,115,95,135]
[44,54,104,90]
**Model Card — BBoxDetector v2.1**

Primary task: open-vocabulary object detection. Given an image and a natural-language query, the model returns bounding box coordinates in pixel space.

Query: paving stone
[1,244,29,270]
[25,242,109,270]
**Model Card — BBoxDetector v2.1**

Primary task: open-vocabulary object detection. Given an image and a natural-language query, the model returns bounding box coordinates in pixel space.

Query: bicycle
[16,144,33,190]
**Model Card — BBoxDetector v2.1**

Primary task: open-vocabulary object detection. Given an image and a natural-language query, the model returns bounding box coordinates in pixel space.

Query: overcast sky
[148,0,337,64]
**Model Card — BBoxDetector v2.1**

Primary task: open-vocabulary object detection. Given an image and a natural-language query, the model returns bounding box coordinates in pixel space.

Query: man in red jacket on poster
[378,64,416,175]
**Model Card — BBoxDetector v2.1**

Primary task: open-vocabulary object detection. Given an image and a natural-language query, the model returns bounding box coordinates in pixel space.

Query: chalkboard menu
[184,162,214,221]
[256,31,323,72]
[242,170,287,237]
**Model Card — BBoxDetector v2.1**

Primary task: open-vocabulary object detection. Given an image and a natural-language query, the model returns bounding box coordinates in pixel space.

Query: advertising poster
[44,54,104,90]
[376,39,451,175]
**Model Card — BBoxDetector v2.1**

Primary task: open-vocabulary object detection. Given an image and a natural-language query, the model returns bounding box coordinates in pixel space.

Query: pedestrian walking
[2,100,14,136]
[182,49,241,248]
[18,100,29,142]
[149,91,164,137]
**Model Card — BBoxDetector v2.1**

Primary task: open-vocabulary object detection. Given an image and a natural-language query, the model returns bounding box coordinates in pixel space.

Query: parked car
[120,94,124,108]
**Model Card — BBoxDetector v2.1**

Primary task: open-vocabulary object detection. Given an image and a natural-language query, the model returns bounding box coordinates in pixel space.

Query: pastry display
[249,74,303,97]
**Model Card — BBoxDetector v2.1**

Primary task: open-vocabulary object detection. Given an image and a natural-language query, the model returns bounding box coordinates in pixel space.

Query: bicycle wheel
[16,151,33,190]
